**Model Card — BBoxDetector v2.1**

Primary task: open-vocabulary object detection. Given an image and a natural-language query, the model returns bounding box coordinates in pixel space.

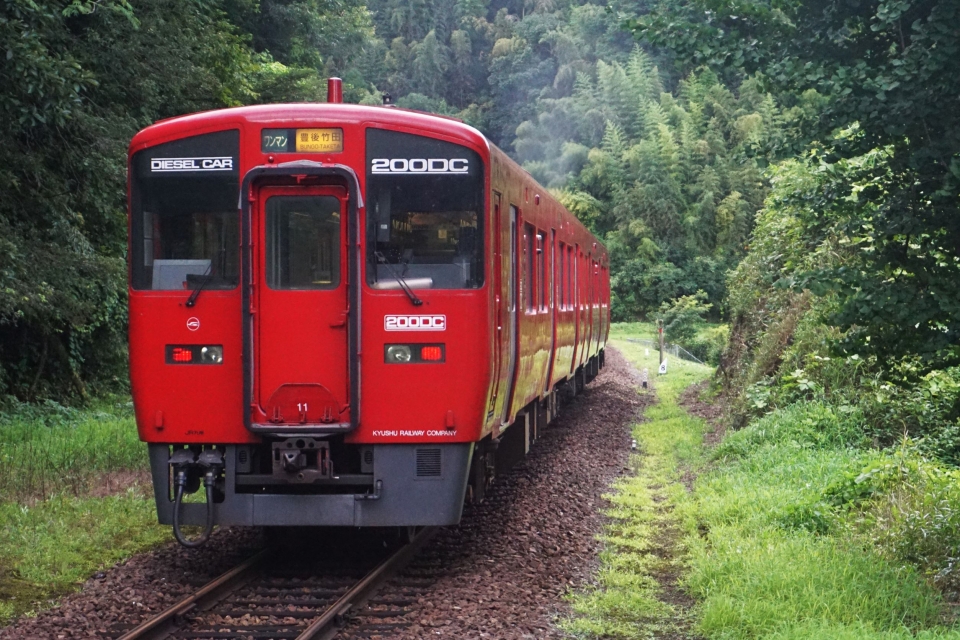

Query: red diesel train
[128,79,610,546]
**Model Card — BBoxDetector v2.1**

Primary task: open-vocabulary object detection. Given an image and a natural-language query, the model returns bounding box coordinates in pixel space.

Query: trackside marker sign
[384,315,446,331]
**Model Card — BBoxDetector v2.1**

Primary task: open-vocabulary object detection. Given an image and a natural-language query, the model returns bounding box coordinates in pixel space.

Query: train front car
[129,95,491,545]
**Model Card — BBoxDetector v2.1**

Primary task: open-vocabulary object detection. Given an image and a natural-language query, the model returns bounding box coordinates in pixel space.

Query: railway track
[107,528,437,640]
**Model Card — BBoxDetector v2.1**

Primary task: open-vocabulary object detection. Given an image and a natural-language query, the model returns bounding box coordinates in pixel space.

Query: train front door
[253,185,350,430]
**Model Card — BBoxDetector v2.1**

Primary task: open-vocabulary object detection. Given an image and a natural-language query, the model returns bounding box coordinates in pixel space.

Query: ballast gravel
[0,347,647,639]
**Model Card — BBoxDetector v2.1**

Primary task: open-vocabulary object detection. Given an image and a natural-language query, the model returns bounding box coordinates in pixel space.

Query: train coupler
[271,437,332,482]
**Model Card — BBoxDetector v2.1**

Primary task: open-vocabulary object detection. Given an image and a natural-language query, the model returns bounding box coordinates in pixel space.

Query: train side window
[524,223,536,312]
[548,229,556,310]
[537,231,546,311]
[557,241,565,309]
[594,261,600,306]
[509,206,518,312]
[574,245,580,309]
[585,256,591,308]
[602,265,608,306]
[593,261,598,306]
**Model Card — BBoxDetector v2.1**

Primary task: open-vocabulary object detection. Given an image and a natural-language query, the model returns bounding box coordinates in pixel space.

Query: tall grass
[0,398,164,624]
[690,398,960,638]
[0,398,145,503]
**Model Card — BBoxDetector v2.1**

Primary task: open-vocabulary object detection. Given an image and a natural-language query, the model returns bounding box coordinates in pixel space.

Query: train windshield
[129,130,240,291]
[366,129,484,290]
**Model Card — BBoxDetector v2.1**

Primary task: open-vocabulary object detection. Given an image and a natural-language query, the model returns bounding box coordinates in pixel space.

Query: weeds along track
[106,528,436,640]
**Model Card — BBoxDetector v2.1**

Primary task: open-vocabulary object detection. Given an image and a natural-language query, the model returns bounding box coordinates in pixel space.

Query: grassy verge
[0,398,165,624]
[566,334,960,638]
[689,404,960,639]
[563,337,712,637]
[0,397,146,502]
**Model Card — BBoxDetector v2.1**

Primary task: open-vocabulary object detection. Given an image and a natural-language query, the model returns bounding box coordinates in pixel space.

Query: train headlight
[384,344,445,364]
[200,346,223,364]
[385,345,413,363]
[165,345,224,364]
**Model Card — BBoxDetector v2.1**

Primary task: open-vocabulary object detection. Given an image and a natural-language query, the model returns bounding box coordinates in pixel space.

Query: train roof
[129,103,489,153]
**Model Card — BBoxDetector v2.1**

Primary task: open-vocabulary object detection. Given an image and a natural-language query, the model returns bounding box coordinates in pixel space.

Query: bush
[687,324,729,365]
[860,366,960,463]
[817,447,960,593]
[657,290,712,346]
[713,401,867,461]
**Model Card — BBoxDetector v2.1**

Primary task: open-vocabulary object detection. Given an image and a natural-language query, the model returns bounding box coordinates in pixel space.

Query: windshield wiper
[185,264,213,308]
[375,251,423,307]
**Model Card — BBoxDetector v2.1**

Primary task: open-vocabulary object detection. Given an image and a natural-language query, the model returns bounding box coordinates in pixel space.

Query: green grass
[566,333,960,639]
[689,399,960,638]
[0,398,166,625]
[0,491,167,623]
[563,338,713,637]
[0,397,146,502]
[609,321,658,341]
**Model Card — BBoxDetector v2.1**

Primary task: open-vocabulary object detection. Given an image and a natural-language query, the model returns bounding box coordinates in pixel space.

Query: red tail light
[421,346,443,361]
[172,347,193,363]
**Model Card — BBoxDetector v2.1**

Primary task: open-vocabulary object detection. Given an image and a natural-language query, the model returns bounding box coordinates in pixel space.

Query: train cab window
[366,129,484,290]
[129,130,240,290]
[265,196,340,289]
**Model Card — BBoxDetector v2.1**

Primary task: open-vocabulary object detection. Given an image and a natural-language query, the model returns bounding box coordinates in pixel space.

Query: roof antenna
[327,77,343,104]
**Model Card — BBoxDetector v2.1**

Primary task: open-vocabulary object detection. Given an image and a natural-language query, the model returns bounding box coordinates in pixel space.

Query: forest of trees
[2,0,958,411]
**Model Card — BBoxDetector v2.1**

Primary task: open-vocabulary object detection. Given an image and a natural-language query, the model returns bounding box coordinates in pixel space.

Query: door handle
[330,311,348,328]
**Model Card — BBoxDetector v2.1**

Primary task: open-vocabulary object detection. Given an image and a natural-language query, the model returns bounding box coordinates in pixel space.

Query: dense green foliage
[657,290,711,345]
[0,0,370,397]
[358,0,636,145]
[517,54,813,320]
[631,0,960,366]
[359,0,802,320]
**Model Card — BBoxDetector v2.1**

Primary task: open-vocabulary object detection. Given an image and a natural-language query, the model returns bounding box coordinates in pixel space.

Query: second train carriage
[128,79,610,545]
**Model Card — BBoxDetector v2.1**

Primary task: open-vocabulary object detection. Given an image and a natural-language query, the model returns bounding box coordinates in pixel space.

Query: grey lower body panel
[149,443,472,527]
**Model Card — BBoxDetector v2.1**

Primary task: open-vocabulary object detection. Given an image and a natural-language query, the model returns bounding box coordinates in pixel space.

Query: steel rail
[115,527,436,640]
[117,548,273,640]
[295,526,438,640]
